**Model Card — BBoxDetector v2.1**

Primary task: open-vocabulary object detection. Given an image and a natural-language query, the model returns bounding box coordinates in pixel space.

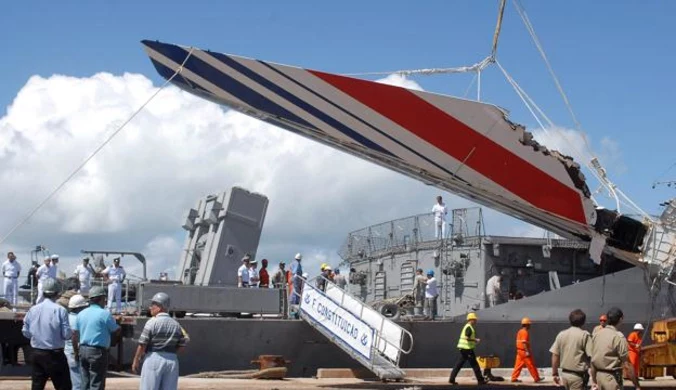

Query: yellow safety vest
[457,323,476,350]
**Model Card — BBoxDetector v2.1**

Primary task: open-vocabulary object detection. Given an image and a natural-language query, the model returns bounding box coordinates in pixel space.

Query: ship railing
[291,273,413,367]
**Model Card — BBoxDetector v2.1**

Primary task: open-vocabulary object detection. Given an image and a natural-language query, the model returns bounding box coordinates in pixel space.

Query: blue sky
[1,0,676,273]
[2,1,675,215]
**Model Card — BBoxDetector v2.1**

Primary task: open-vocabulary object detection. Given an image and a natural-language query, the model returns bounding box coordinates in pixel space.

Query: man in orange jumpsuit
[627,323,644,378]
[511,317,543,383]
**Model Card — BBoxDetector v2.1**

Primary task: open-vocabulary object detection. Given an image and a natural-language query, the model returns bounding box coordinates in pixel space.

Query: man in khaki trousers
[590,307,641,390]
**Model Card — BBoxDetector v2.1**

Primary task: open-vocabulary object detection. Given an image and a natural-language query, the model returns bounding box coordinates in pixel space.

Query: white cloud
[375,74,423,91]
[0,72,534,279]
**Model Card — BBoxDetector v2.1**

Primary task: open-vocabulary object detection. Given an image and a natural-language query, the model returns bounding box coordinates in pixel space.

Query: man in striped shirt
[132,292,188,390]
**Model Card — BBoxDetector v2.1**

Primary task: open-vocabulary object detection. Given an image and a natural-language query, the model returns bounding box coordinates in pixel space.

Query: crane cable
[0,49,195,246]
[512,0,654,220]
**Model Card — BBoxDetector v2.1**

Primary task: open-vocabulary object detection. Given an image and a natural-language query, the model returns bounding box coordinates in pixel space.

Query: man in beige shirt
[550,309,592,390]
[590,307,640,390]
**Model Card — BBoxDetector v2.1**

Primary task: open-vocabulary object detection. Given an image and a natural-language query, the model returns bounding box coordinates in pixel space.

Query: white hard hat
[302,272,309,278]
[68,294,88,309]
[634,323,644,331]
[51,254,59,260]
[324,266,332,271]
[295,253,303,260]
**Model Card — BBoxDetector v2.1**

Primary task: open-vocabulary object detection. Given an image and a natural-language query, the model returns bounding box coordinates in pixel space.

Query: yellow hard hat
[467,312,478,321]
[320,263,328,270]
[521,317,532,325]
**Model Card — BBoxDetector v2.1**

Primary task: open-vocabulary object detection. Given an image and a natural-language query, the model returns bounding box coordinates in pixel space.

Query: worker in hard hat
[627,323,644,379]
[73,285,120,389]
[449,312,486,385]
[511,317,543,383]
[593,314,607,336]
[22,279,72,390]
[290,253,303,305]
[132,292,188,390]
[65,294,88,390]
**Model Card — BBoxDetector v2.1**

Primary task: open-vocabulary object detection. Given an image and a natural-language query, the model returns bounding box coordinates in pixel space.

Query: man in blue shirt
[73,285,120,390]
[21,278,72,390]
[290,253,303,305]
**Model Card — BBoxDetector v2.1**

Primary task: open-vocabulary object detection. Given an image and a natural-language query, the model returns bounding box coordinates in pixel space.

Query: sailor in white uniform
[49,254,59,280]
[432,196,448,240]
[102,257,126,313]
[35,256,53,303]
[73,257,95,294]
[2,252,21,308]
[237,255,251,287]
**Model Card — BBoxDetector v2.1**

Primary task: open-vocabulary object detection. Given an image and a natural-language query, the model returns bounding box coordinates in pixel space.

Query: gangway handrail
[291,274,413,365]
[306,273,414,357]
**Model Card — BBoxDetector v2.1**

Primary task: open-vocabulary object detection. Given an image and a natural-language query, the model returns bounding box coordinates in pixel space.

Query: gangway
[294,275,412,380]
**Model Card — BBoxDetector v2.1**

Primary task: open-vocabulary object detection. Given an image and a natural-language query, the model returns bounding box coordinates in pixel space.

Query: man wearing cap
[132,292,188,390]
[36,257,53,303]
[550,309,593,390]
[290,253,303,305]
[449,312,485,385]
[49,254,60,280]
[65,294,88,390]
[590,307,641,390]
[511,317,542,383]
[2,252,21,309]
[73,285,120,390]
[74,258,96,294]
[258,259,270,288]
[102,257,126,314]
[627,323,644,379]
[237,255,250,287]
[424,270,438,320]
[593,314,608,336]
[249,259,259,288]
[21,279,72,390]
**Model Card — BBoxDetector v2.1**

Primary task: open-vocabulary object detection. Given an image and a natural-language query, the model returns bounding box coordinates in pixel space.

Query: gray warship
[1,187,675,379]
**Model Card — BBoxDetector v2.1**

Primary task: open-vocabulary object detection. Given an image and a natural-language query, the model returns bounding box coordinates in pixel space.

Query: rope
[496,60,620,206]
[513,0,589,151]
[0,48,195,246]
[342,56,494,77]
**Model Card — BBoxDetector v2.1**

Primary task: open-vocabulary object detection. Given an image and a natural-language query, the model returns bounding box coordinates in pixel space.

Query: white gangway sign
[300,283,375,360]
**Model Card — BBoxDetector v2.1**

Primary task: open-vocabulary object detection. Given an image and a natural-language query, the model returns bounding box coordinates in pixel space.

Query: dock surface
[1,377,674,389]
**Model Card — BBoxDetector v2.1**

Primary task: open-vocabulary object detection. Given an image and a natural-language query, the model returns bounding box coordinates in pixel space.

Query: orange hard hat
[521,317,532,325]
[600,315,608,321]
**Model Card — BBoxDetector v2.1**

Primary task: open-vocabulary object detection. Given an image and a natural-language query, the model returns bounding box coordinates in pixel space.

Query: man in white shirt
[49,254,59,280]
[237,255,251,287]
[248,260,259,288]
[2,252,22,308]
[432,196,448,240]
[74,257,95,294]
[36,257,52,303]
[102,257,126,313]
[424,270,438,320]
[486,274,503,307]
